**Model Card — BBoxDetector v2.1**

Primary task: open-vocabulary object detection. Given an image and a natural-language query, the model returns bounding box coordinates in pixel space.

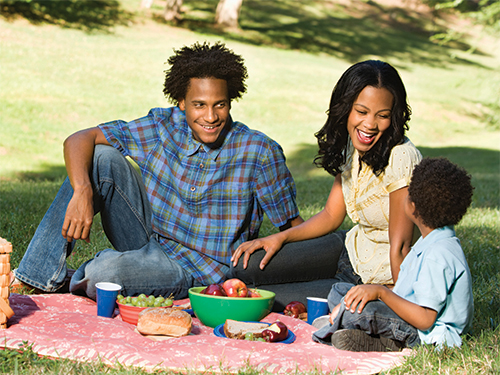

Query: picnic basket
[0,237,14,328]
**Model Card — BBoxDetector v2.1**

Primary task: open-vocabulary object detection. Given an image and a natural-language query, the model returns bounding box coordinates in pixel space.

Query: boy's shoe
[331,329,404,352]
[312,315,331,329]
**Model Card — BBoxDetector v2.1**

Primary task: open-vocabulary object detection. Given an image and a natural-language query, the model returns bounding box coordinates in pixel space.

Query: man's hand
[231,233,285,270]
[343,284,384,314]
[61,186,94,243]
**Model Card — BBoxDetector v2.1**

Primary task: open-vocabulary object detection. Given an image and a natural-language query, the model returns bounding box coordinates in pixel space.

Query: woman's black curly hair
[408,157,473,229]
[314,60,411,176]
[163,41,248,105]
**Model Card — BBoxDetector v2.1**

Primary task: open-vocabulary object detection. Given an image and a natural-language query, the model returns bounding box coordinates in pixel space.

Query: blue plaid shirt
[98,107,299,285]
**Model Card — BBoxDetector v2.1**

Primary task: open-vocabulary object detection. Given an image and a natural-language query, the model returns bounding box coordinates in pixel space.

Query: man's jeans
[230,232,345,310]
[17,145,344,307]
[16,145,198,299]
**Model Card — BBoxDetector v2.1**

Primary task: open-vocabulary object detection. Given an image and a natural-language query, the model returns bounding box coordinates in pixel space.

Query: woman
[232,60,422,309]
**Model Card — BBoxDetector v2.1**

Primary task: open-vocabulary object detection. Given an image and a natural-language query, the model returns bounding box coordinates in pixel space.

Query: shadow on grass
[163,0,488,67]
[0,0,491,67]
[0,0,134,32]
[287,143,500,210]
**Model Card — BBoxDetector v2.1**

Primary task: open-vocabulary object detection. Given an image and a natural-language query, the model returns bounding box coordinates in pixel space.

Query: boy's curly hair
[163,42,248,105]
[408,157,473,229]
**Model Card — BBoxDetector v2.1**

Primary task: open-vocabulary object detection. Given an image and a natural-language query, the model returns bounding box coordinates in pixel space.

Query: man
[15,42,341,308]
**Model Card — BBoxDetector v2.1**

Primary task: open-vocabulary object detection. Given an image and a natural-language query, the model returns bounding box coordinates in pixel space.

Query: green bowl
[188,287,275,328]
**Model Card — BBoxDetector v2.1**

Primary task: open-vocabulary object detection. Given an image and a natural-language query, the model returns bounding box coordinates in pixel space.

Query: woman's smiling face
[347,86,394,156]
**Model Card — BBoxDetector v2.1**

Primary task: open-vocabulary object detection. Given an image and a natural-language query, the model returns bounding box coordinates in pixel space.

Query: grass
[0,0,499,373]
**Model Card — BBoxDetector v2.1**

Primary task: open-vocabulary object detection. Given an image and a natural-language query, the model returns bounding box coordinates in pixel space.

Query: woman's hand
[343,284,384,314]
[231,232,286,270]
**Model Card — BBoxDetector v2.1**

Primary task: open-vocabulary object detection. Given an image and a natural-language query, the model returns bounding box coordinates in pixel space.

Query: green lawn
[0,0,499,373]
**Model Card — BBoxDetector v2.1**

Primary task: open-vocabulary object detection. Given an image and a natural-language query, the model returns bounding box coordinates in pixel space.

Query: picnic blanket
[0,294,411,374]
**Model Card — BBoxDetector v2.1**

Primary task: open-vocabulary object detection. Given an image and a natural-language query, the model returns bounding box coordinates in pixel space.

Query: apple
[202,284,227,296]
[222,278,248,297]
[261,321,288,342]
[247,288,262,298]
[284,301,307,318]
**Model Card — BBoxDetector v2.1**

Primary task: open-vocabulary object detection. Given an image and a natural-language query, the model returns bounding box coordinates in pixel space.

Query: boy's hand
[344,285,384,314]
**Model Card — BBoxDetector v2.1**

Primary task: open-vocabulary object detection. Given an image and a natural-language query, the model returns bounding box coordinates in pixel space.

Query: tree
[215,0,243,29]
[164,0,183,22]
[423,0,499,30]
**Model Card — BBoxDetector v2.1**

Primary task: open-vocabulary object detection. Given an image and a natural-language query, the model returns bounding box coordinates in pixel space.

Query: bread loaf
[137,307,192,337]
[223,319,269,340]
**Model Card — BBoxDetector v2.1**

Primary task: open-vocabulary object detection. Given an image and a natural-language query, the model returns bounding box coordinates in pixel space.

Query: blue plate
[213,322,296,344]
[183,308,194,316]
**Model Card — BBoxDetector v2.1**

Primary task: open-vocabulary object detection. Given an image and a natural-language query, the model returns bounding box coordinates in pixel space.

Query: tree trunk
[140,0,154,9]
[215,0,243,29]
[164,0,183,21]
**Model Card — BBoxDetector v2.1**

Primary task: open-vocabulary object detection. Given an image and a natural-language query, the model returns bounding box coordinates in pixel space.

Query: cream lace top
[342,138,422,284]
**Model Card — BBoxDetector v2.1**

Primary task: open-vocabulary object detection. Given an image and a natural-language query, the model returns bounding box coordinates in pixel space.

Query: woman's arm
[231,174,347,269]
[344,284,437,331]
[388,186,415,283]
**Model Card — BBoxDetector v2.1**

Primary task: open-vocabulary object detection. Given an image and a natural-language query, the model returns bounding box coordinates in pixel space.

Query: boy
[313,157,474,351]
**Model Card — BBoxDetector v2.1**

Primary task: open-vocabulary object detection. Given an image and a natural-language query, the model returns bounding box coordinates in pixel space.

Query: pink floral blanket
[1,294,410,374]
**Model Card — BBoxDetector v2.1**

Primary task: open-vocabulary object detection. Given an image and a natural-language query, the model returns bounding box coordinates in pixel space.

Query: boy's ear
[178,99,185,111]
[409,200,416,214]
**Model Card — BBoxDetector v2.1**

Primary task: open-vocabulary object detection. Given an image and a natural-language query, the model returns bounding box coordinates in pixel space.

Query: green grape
[146,295,155,306]
[256,338,266,342]
[138,293,147,301]
[163,298,173,307]
[155,296,165,304]
[244,332,254,341]
[125,296,132,304]
[116,294,124,301]
[131,297,139,306]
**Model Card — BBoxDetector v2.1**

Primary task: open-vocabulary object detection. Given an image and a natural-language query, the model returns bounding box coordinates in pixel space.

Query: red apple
[202,284,227,296]
[247,288,262,298]
[222,278,248,297]
[284,301,307,318]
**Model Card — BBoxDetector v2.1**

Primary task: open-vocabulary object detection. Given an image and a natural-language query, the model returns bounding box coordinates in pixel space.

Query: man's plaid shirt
[98,107,299,285]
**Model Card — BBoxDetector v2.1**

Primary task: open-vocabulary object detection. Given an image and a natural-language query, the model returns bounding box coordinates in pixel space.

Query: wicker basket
[0,237,14,328]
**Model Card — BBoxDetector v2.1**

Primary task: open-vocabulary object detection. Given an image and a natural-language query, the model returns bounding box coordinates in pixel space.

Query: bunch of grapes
[117,293,173,308]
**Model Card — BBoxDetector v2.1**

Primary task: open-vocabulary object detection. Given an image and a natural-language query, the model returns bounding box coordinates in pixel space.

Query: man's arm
[62,127,110,243]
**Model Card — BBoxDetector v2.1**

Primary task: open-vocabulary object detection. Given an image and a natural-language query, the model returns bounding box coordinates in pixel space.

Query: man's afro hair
[163,41,247,105]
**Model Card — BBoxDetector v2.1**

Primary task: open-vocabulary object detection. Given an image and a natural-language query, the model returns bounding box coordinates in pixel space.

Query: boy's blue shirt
[393,226,473,347]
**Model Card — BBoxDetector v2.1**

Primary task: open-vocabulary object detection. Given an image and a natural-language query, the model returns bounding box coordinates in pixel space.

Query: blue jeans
[312,298,421,348]
[16,145,200,299]
[229,231,345,310]
[17,145,344,306]
[326,247,363,310]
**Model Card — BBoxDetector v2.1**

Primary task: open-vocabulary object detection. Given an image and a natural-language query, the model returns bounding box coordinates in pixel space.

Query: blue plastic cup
[307,297,329,325]
[96,282,122,318]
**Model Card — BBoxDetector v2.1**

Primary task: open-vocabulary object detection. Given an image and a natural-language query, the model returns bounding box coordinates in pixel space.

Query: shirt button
[199,163,204,169]
[190,187,196,192]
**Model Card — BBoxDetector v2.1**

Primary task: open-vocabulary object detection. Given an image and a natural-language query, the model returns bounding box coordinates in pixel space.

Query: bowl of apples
[188,278,275,328]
